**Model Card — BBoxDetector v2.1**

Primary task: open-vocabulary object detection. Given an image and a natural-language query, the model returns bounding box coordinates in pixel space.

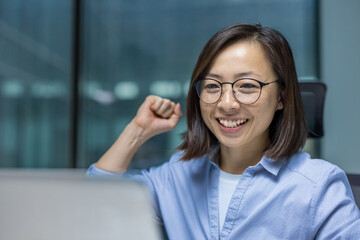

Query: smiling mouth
[218,118,248,128]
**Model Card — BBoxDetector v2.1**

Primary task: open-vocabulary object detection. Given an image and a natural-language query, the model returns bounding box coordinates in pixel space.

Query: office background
[0,0,359,174]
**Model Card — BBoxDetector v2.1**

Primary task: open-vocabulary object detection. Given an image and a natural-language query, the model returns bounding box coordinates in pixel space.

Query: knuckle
[163,99,170,105]
[158,97,164,104]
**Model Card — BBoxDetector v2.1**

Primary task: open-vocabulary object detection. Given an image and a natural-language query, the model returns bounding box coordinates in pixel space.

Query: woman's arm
[95,95,182,172]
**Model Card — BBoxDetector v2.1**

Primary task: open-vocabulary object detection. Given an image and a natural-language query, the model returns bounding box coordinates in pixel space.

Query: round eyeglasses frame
[194,78,279,105]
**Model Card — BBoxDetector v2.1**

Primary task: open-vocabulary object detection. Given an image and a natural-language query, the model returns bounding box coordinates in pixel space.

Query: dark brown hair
[178,23,308,161]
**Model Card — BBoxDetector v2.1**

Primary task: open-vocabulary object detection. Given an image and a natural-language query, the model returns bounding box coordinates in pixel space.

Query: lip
[216,117,248,134]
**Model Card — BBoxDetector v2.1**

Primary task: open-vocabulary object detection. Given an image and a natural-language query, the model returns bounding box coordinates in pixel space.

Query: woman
[88,24,360,239]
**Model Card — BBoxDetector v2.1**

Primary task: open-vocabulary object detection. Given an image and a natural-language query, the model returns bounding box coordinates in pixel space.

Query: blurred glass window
[77,0,318,169]
[0,0,317,169]
[0,0,73,167]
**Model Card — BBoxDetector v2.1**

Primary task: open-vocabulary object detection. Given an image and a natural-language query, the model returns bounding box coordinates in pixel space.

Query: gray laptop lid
[0,169,162,240]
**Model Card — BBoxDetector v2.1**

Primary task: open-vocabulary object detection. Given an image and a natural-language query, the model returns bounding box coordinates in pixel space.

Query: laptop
[0,169,162,240]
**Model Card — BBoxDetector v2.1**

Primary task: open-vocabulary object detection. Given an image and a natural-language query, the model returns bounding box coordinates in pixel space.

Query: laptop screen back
[0,169,162,240]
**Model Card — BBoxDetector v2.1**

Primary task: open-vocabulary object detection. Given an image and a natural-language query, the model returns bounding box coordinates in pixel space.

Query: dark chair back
[347,175,360,208]
[299,82,327,138]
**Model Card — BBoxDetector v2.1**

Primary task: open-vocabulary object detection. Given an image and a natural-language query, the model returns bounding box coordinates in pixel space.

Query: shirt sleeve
[86,161,173,223]
[122,152,185,224]
[86,164,117,176]
[312,166,360,239]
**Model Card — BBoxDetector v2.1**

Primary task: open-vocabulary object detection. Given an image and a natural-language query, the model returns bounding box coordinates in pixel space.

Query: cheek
[200,103,215,129]
[251,98,278,124]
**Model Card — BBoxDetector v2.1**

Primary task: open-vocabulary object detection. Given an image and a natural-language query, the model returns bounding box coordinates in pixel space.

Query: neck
[219,138,270,174]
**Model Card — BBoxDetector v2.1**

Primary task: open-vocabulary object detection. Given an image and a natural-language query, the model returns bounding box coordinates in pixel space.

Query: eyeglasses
[194,78,279,105]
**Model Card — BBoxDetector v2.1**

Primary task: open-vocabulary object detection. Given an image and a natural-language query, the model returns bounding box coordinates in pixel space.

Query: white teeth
[219,118,247,128]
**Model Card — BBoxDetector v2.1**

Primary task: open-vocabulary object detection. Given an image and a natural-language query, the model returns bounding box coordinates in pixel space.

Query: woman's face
[200,40,283,151]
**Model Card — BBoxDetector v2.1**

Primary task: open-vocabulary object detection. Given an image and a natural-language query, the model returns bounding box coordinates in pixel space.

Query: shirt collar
[208,153,286,176]
[258,156,286,176]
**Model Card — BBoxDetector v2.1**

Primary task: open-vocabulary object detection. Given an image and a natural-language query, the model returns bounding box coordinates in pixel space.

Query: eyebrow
[205,71,260,80]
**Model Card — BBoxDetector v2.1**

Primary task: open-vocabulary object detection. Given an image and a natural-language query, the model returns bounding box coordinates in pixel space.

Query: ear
[276,96,284,110]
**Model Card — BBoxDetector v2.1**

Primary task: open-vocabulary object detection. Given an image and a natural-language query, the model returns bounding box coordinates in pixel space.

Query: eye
[204,83,220,89]
[235,80,260,93]
[202,80,221,93]
[240,83,257,89]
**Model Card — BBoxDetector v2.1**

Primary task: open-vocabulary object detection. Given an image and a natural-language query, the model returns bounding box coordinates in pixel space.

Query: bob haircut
[178,23,308,161]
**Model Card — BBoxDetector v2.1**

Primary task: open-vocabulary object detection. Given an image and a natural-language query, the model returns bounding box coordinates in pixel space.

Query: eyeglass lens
[195,79,262,104]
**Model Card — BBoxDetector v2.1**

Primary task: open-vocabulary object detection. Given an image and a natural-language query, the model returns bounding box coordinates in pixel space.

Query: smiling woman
[180,25,306,164]
[196,40,284,174]
[88,24,360,239]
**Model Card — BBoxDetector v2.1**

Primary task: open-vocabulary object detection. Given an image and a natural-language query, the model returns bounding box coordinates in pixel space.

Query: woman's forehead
[206,41,275,81]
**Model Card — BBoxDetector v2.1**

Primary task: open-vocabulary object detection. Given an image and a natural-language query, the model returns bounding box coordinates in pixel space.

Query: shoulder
[143,151,210,177]
[166,151,211,173]
[283,151,346,185]
[168,151,206,164]
[286,153,360,237]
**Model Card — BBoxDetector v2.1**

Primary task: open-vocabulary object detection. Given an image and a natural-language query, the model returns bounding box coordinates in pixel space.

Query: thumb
[174,103,182,118]
[168,103,182,128]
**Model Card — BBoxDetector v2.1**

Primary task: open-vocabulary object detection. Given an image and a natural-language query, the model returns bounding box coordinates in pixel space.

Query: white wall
[320,0,360,174]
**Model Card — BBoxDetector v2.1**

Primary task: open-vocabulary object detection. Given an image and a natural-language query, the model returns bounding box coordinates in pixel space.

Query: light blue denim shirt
[87,151,360,239]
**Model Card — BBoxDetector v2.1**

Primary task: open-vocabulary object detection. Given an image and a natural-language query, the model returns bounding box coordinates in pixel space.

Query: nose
[217,84,240,111]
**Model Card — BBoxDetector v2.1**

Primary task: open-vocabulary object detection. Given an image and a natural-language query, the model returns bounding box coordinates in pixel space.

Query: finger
[150,97,174,118]
[157,101,175,118]
[149,96,164,112]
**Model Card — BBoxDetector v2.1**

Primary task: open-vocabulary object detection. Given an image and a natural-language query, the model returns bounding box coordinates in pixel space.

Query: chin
[218,138,245,149]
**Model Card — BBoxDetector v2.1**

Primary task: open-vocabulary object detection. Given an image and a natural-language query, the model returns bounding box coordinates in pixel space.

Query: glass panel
[0,0,73,167]
[77,0,318,168]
